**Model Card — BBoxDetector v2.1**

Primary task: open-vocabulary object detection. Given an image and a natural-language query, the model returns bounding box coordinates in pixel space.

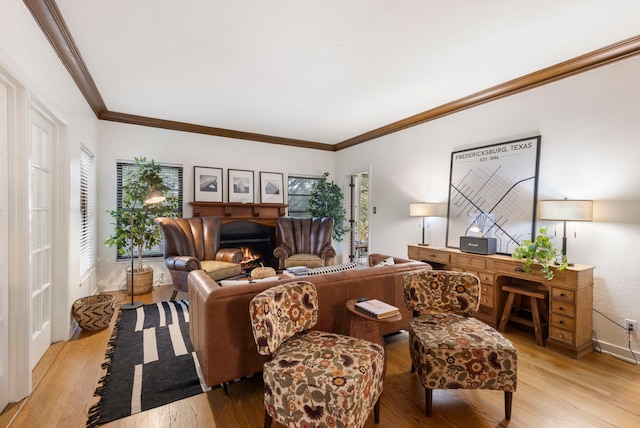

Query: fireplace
[219,220,277,272]
[190,201,288,274]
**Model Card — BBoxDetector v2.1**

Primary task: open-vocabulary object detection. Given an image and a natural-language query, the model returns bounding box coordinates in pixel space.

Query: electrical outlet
[625,319,638,332]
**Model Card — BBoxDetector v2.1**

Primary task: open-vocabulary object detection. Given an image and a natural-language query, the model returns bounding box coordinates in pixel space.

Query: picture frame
[260,172,284,204]
[228,169,254,203]
[445,136,541,254]
[194,166,223,202]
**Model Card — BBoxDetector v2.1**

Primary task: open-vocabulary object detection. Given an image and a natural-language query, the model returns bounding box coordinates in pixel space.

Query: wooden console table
[408,244,594,359]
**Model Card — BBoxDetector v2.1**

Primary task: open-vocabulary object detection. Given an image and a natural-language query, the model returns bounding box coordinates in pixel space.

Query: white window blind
[79,145,95,277]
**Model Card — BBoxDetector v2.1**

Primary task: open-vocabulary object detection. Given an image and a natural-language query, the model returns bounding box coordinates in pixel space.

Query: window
[80,146,95,277]
[116,160,183,259]
[287,175,320,217]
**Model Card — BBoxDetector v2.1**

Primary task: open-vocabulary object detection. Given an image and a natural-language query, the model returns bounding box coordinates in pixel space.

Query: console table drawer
[418,249,450,264]
[551,288,575,303]
[479,294,494,308]
[476,304,495,318]
[550,326,575,345]
[493,261,547,281]
[480,284,494,297]
[551,300,576,318]
[551,313,576,331]
[451,254,486,269]
[478,273,494,284]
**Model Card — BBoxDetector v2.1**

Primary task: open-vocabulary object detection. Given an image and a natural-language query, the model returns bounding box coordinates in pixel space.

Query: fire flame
[241,247,260,265]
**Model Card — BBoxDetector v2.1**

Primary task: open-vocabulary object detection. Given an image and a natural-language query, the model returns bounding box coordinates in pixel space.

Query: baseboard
[593,339,639,365]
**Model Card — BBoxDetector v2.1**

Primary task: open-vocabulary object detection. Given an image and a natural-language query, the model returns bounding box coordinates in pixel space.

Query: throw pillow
[374,256,395,267]
[306,262,359,276]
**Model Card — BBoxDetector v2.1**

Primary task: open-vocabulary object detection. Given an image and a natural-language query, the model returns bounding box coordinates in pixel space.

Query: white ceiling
[55,0,640,144]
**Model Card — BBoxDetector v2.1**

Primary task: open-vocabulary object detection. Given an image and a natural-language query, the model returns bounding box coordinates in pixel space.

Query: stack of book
[282,266,309,278]
[354,299,400,319]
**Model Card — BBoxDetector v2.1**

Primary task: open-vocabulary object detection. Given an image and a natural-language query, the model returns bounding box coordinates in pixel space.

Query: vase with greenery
[307,172,349,242]
[105,157,179,293]
[511,227,568,280]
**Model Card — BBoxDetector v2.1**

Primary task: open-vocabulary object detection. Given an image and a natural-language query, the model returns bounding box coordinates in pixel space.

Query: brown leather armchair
[155,216,243,300]
[273,217,336,270]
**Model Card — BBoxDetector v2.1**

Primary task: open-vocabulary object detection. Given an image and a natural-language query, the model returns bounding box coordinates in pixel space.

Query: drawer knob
[560,293,566,297]
[428,253,435,257]
[559,320,564,324]
[515,267,524,273]
[558,333,564,338]
[559,307,564,311]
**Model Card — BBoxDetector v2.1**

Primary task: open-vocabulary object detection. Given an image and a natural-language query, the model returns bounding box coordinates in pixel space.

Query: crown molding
[336,34,640,150]
[23,1,640,152]
[99,111,335,151]
[23,0,107,116]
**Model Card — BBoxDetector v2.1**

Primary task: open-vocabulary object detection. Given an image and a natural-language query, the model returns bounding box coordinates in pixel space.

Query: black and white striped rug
[87,300,210,426]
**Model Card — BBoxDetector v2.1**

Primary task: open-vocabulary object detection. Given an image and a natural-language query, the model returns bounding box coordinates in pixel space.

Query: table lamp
[539,198,593,261]
[409,202,439,246]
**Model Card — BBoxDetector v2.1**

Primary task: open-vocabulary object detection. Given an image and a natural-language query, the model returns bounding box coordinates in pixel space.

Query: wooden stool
[498,283,549,346]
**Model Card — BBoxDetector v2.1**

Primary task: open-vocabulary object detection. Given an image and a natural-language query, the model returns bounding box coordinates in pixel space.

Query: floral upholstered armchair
[249,281,384,428]
[403,270,518,420]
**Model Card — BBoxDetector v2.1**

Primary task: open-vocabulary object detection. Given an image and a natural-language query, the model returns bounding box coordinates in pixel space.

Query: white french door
[29,109,53,370]
[0,77,9,412]
[349,171,369,265]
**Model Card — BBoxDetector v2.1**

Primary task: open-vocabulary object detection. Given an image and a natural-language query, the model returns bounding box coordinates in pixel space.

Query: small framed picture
[194,166,223,202]
[260,172,284,204]
[228,169,254,203]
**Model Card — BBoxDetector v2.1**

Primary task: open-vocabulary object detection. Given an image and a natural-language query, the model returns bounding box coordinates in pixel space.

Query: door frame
[342,166,372,264]
[1,62,70,402]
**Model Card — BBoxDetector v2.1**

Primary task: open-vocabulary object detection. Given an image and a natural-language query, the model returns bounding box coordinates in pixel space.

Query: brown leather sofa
[188,253,431,388]
[273,216,336,270]
[155,216,244,301]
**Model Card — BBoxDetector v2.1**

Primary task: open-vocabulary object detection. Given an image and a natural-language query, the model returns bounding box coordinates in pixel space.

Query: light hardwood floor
[2,285,639,428]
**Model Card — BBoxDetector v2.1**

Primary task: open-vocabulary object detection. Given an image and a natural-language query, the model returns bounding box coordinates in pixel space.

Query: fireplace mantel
[190,202,288,227]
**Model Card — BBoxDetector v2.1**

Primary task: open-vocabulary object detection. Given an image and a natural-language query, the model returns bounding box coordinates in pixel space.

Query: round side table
[345,298,401,349]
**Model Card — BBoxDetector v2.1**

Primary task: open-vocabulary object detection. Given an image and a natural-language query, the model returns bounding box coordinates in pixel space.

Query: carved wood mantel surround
[190,202,288,227]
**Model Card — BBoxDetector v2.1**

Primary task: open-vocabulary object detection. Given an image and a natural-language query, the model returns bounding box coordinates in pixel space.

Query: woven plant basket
[126,265,154,295]
[72,294,115,331]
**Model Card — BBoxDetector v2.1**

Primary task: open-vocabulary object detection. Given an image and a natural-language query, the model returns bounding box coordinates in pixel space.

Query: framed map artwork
[446,136,541,254]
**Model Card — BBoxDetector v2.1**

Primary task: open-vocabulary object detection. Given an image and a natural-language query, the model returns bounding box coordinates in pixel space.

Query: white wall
[336,54,640,362]
[97,121,335,291]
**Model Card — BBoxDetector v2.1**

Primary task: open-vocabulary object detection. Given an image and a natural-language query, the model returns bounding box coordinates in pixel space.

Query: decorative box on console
[460,236,497,255]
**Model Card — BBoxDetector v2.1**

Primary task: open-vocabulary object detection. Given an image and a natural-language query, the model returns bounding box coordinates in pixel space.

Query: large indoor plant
[307,172,349,241]
[105,157,179,294]
[512,227,568,280]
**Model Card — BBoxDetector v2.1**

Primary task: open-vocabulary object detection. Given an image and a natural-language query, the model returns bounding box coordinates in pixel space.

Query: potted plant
[105,157,179,294]
[307,172,349,242]
[511,227,568,280]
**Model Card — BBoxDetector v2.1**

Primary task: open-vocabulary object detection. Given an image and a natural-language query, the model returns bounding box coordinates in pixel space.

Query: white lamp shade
[410,202,439,217]
[539,199,593,221]
[144,189,166,205]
